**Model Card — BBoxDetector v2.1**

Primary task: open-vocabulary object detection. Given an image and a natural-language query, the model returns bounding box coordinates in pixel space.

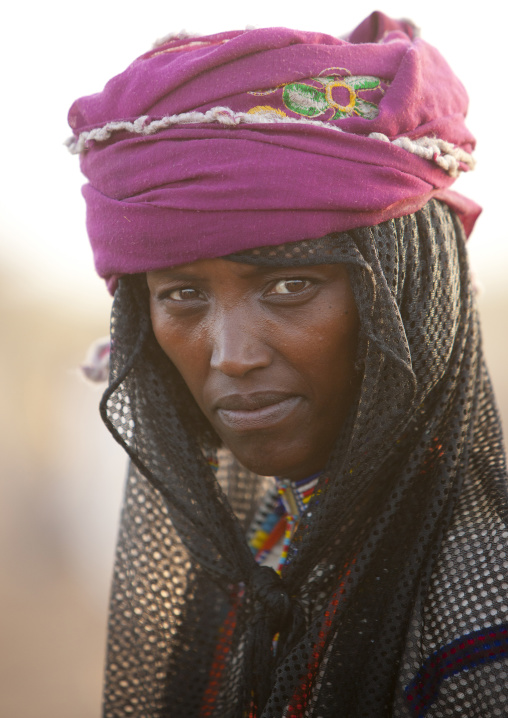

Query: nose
[209,306,272,378]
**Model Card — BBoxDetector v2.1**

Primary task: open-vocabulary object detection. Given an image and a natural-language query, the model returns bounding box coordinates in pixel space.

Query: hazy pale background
[1,1,506,716]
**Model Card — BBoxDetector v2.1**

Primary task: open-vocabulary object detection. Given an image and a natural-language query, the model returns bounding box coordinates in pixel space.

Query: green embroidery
[283,83,329,118]
[282,75,381,121]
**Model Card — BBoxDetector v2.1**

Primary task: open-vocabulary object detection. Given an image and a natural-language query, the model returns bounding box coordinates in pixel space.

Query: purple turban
[67,11,480,294]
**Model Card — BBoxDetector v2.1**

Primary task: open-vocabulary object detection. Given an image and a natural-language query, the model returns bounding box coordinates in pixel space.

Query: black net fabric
[99,200,508,717]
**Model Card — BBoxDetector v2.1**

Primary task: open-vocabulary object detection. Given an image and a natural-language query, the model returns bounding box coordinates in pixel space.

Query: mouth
[214,391,302,432]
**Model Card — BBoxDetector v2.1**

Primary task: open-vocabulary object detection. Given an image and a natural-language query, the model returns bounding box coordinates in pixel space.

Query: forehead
[145,257,350,290]
[147,235,357,285]
[147,257,270,282]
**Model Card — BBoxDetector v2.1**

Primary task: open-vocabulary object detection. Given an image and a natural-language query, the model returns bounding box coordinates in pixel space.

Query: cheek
[150,305,208,396]
[304,300,359,366]
[301,304,360,410]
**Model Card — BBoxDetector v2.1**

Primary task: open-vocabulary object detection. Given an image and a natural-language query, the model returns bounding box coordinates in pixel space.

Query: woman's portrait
[1,4,507,718]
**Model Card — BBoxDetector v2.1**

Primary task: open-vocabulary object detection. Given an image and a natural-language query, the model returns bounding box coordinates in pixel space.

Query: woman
[68,12,508,717]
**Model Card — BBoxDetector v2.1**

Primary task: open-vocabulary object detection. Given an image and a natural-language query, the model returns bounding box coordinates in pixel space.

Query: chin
[226,440,323,481]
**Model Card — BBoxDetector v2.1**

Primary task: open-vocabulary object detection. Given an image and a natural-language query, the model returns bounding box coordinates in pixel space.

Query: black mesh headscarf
[100,200,508,717]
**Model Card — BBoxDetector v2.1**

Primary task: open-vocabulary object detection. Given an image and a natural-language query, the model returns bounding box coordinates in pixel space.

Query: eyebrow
[150,263,280,283]
[153,269,205,281]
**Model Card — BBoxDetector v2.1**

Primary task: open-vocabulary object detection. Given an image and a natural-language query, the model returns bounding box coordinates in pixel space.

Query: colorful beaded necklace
[248,473,321,573]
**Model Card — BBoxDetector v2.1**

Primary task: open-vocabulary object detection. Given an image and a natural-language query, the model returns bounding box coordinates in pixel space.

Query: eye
[271,278,311,295]
[167,287,202,301]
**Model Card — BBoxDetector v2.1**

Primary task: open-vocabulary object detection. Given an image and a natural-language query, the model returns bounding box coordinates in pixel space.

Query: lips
[214,391,302,432]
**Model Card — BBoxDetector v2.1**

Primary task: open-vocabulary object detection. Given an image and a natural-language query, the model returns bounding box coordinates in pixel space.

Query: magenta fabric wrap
[68,12,480,294]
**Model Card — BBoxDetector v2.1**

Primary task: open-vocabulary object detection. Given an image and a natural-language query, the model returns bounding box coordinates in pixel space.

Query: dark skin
[147,258,361,481]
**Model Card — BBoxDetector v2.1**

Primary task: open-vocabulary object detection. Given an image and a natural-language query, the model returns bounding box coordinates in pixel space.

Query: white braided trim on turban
[66,106,475,177]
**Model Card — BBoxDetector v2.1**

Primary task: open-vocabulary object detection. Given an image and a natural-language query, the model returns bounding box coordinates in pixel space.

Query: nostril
[210,325,271,377]
[210,347,272,377]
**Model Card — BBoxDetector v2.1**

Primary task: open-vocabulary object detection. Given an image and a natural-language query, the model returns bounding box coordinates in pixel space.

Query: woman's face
[147,258,361,481]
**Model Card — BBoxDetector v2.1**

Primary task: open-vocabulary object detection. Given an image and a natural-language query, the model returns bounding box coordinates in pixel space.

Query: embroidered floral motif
[247,71,382,121]
[247,105,288,119]
[248,84,286,96]
[283,74,381,120]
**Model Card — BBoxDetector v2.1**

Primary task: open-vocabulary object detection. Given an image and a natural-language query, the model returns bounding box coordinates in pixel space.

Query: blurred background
[1,1,507,715]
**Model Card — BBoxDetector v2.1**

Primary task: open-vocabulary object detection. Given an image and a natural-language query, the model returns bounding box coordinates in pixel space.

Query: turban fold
[67,11,480,293]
